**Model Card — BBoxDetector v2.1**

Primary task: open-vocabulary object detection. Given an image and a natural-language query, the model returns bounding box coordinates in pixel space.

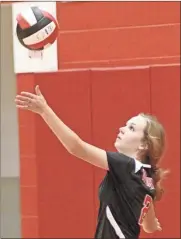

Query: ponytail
[139,112,170,201]
[145,155,169,201]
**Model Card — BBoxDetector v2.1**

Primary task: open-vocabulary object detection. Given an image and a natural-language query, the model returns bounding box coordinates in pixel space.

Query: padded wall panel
[33,70,95,237]
[17,73,40,238]
[58,25,179,67]
[57,2,180,69]
[57,2,180,30]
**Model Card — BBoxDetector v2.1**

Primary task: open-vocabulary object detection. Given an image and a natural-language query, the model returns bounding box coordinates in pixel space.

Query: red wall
[56,2,180,69]
[17,64,180,238]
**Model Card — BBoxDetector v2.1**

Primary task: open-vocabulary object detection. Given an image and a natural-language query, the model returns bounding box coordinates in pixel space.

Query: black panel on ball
[16,24,44,51]
[17,17,52,39]
[31,6,44,22]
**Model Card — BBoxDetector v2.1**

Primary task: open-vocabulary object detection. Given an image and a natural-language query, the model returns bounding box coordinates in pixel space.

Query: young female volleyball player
[15,85,167,238]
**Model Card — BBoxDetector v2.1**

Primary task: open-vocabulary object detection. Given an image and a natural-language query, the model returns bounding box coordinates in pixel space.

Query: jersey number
[138,194,152,225]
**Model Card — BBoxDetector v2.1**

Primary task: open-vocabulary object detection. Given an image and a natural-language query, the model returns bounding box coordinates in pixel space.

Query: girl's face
[115,115,147,158]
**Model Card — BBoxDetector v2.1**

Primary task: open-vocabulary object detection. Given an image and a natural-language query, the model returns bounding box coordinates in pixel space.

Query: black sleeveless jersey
[94,152,155,239]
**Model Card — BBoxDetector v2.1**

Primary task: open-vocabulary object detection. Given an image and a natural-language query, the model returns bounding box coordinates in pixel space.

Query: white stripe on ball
[23,21,56,45]
[20,7,37,26]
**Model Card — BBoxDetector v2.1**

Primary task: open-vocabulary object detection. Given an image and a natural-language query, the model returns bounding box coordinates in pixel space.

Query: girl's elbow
[68,137,84,156]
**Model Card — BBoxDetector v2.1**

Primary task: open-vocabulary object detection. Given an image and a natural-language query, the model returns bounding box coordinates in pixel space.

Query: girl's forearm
[41,105,81,153]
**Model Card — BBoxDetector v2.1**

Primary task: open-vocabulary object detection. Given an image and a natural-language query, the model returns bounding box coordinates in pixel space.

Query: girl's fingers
[35,85,42,96]
[16,104,29,109]
[21,92,36,99]
[15,99,28,105]
[16,95,31,102]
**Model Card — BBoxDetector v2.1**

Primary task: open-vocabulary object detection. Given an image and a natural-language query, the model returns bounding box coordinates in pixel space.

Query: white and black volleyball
[16,6,59,51]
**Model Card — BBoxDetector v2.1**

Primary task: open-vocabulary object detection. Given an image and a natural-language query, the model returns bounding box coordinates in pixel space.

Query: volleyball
[16,6,59,51]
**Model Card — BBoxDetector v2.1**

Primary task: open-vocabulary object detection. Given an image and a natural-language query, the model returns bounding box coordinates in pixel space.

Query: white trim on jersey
[134,158,151,173]
[23,21,56,45]
[20,8,37,26]
[106,206,125,239]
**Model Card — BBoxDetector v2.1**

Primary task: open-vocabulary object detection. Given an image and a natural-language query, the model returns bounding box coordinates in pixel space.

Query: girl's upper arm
[71,139,132,182]
[71,139,109,170]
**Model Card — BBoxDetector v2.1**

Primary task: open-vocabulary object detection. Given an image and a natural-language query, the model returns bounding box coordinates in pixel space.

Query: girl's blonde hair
[139,113,169,201]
